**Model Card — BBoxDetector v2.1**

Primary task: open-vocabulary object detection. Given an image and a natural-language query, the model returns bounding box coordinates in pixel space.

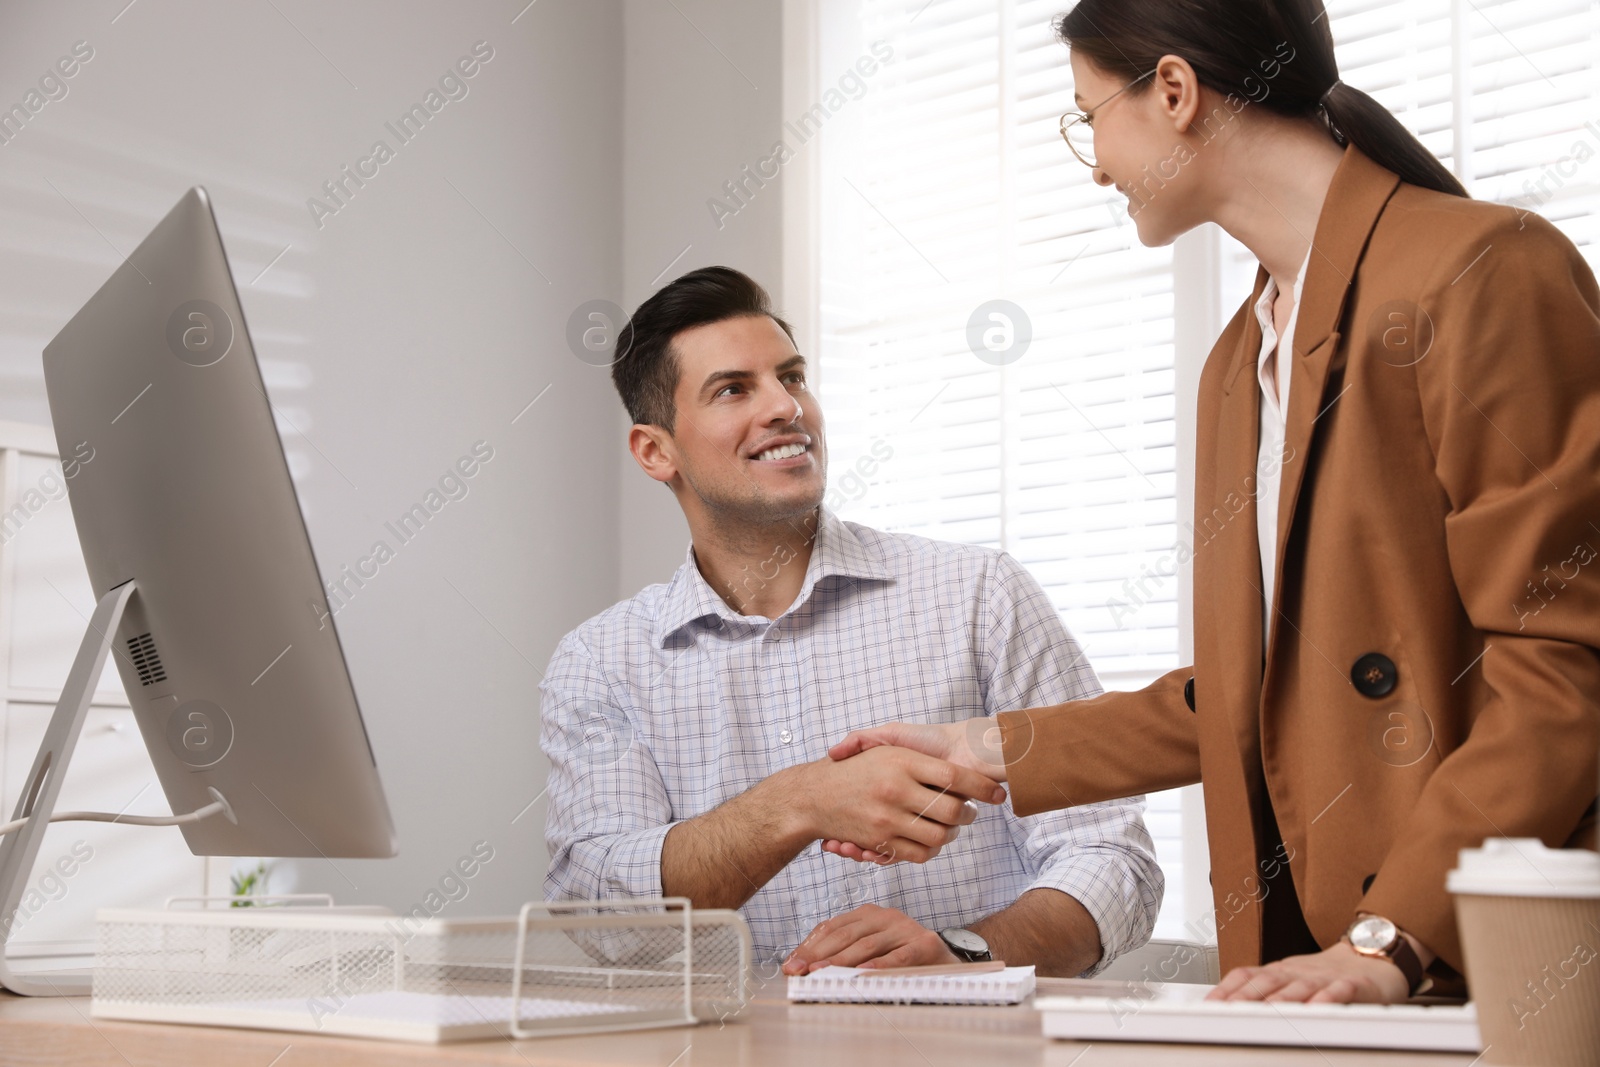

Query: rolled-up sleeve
[1010,796,1162,975]
[981,552,1164,973]
[541,630,675,903]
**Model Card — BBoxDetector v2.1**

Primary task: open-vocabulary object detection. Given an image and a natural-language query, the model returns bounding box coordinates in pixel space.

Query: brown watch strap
[1386,934,1427,996]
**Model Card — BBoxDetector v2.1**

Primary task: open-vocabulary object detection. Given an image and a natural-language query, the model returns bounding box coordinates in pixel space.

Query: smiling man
[540,266,1161,976]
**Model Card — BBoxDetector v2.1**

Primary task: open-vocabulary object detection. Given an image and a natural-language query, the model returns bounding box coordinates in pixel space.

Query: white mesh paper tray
[91,897,751,1044]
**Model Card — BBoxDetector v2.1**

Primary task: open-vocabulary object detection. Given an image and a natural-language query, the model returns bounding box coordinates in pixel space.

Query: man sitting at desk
[540,267,1161,977]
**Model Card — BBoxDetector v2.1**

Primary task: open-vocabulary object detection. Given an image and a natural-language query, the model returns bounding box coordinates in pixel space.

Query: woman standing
[829,0,1600,1003]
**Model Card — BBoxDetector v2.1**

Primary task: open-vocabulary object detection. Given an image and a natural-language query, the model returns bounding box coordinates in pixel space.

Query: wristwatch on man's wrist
[938,927,993,963]
[1344,915,1428,995]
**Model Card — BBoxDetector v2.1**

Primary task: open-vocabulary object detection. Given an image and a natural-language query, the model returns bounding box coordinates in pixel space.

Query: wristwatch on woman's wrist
[1344,915,1428,995]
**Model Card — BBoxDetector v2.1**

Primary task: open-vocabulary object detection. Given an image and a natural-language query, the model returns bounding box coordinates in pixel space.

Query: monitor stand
[0,581,135,997]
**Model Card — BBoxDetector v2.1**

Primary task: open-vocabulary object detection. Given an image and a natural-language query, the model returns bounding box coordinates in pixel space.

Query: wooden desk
[0,979,1476,1066]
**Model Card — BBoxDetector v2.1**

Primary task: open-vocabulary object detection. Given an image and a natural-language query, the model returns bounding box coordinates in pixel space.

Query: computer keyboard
[1035,984,1480,1052]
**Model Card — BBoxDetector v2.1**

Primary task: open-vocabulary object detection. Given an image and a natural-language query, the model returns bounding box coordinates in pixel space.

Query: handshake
[788,717,1011,866]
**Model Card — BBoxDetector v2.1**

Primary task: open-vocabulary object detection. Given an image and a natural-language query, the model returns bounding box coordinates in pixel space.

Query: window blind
[1464,0,1600,259]
[813,0,1187,938]
[818,0,1179,685]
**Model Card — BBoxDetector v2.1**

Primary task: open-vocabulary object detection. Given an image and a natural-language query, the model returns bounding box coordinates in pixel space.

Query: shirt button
[1351,653,1398,698]
[779,728,794,745]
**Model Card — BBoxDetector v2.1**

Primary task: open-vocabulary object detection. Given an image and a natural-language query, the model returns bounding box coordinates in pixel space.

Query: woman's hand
[827,718,1007,781]
[1206,942,1411,1004]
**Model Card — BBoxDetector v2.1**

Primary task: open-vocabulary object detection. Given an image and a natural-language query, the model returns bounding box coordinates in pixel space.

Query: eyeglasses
[1059,70,1157,169]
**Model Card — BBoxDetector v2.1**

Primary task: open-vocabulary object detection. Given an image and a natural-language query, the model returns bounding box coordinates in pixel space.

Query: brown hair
[1057,0,1468,198]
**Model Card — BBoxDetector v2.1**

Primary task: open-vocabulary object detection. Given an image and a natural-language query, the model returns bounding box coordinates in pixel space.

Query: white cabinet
[0,421,216,948]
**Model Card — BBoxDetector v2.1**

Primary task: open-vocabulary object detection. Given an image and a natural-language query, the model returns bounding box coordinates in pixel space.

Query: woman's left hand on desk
[1206,942,1410,1004]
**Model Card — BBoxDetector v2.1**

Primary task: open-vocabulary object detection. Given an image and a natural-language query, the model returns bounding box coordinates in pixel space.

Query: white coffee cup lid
[1447,838,1600,898]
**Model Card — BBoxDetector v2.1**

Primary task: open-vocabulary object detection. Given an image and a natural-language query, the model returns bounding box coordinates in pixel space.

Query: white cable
[0,787,235,838]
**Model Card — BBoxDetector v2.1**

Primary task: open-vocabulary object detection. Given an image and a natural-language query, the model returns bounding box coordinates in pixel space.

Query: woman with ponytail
[828,0,1600,1004]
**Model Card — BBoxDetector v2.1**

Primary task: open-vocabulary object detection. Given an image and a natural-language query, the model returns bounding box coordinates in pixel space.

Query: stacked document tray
[92,898,750,1043]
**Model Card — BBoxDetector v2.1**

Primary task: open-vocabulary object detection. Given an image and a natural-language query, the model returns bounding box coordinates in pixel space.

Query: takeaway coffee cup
[1447,838,1600,1066]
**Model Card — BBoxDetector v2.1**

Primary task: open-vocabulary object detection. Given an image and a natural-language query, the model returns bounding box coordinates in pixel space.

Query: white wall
[0,0,625,921]
[617,0,787,597]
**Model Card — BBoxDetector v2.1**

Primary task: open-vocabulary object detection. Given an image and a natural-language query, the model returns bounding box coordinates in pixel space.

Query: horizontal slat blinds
[813,0,1187,937]
[1463,0,1600,262]
[819,0,1179,681]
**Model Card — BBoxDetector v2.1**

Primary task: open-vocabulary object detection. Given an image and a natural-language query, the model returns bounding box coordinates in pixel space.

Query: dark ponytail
[1057,0,1469,198]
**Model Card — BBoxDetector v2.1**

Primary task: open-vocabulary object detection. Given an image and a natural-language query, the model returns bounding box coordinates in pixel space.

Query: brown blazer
[997,146,1600,980]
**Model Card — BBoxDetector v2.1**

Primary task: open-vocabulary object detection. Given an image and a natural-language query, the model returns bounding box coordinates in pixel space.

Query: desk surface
[0,978,1476,1066]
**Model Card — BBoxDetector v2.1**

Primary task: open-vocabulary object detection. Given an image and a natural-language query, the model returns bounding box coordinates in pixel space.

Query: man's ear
[629,423,679,485]
[1153,53,1202,133]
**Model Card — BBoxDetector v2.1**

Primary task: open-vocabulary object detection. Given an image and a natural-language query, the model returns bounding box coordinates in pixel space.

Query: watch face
[1348,916,1398,954]
[940,928,987,955]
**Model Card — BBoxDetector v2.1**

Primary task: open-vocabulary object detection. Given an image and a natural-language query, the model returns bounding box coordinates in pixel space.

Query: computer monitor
[0,187,396,994]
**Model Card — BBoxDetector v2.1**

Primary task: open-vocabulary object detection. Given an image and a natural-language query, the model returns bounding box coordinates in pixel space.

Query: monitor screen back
[41,187,396,858]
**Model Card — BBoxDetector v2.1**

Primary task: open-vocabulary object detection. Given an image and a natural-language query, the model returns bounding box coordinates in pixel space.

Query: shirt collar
[1252,245,1315,335]
[652,508,893,646]
[1254,244,1315,410]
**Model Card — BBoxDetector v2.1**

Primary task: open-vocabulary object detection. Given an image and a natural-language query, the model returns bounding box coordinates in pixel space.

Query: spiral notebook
[787,965,1036,1005]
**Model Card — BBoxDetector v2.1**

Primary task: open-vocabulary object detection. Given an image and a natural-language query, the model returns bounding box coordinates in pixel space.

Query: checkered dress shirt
[541,510,1162,974]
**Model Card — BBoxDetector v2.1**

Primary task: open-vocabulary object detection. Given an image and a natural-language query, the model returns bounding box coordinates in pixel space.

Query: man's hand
[827,718,1008,782]
[660,745,1002,910]
[782,904,958,975]
[788,747,1004,865]
[1206,942,1411,1004]
[818,720,1008,864]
